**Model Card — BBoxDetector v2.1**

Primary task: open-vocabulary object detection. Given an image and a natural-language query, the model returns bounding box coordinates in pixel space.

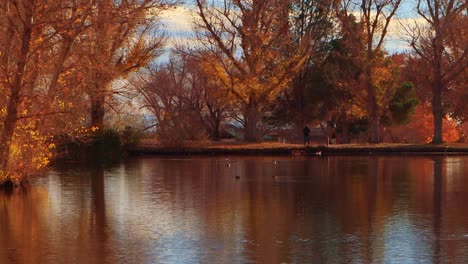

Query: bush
[0,122,55,185]
[53,128,124,163]
[156,117,208,147]
[120,126,143,149]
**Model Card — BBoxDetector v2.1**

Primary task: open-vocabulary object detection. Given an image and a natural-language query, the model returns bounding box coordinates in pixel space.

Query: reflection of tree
[432,156,443,264]
[4,156,464,263]
[0,187,48,263]
[90,166,108,263]
[365,156,379,264]
[91,166,106,226]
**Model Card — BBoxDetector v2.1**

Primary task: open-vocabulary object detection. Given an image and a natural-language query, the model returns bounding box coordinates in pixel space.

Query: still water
[1,155,468,264]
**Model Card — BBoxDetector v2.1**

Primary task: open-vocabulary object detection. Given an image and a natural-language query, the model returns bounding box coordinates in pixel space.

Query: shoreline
[128,142,468,156]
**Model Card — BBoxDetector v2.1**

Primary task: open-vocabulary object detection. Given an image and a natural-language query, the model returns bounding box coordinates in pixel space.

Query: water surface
[1,155,468,263]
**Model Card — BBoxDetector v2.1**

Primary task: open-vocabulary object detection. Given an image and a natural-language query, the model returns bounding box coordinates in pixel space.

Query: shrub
[156,116,208,147]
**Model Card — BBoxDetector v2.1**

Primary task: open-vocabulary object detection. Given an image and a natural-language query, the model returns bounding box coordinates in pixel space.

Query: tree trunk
[211,117,221,141]
[47,36,73,97]
[379,122,385,143]
[204,105,221,141]
[432,77,443,144]
[0,5,33,171]
[366,67,380,143]
[340,120,350,144]
[88,0,112,130]
[244,99,259,142]
[0,94,20,172]
[431,34,444,144]
[91,93,106,129]
[292,72,307,132]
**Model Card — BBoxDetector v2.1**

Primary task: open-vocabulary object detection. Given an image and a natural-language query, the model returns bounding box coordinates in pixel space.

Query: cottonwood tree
[81,0,176,129]
[193,0,312,141]
[0,1,93,179]
[391,103,461,143]
[406,0,467,144]
[335,0,402,143]
[446,65,468,124]
[195,53,234,140]
[135,52,231,143]
[283,0,336,136]
[0,0,42,176]
[312,12,367,143]
[361,0,403,143]
[0,0,176,182]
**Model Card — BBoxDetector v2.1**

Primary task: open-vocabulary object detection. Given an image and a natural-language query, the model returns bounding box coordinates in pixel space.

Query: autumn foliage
[0,0,466,185]
[389,105,460,143]
[0,0,175,184]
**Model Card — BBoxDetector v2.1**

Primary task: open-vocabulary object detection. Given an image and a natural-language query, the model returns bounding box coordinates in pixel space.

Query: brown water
[1,155,468,264]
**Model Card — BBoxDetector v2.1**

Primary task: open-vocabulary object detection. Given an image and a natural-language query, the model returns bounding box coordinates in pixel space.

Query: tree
[0,1,92,179]
[0,0,176,182]
[458,121,468,143]
[388,82,419,125]
[361,0,403,143]
[81,0,175,129]
[335,0,402,143]
[134,62,190,144]
[0,1,36,174]
[310,12,367,143]
[197,54,235,140]
[134,52,232,143]
[407,0,467,143]
[390,104,460,143]
[193,0,311,141]
[284,0,336,134]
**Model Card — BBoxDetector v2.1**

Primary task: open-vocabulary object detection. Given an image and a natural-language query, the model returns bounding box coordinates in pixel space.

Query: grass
[133,139,468,155]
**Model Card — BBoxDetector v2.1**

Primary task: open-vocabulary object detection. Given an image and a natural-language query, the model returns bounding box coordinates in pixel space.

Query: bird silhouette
[225,158,234,167]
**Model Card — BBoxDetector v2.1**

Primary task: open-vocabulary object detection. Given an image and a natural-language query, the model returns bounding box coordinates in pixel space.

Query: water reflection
[1,156,468,263]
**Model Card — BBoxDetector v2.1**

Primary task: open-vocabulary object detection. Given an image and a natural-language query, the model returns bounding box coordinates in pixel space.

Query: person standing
[303,125,311,146]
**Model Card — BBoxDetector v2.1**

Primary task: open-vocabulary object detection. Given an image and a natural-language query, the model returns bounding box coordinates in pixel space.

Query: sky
[159,2,422,55]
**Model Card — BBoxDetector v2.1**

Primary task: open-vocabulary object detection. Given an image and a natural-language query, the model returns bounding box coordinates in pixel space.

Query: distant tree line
[0,0,466,182]
[137,0,466,144]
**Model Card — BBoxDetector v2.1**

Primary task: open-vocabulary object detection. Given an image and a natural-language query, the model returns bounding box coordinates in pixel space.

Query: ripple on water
[2,156,468,264]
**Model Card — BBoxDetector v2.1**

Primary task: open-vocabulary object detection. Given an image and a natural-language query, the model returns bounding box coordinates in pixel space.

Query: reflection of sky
[105,164,205,263]
[100,160,249,263]
[4,156,468,263]
[380,214,433,263]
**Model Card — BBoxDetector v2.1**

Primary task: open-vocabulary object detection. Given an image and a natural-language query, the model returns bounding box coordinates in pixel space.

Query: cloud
[161,6,195,36]
[385,17,428,53]
[159,5,427,54]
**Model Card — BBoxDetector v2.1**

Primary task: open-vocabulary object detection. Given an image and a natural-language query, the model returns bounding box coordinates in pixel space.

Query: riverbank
[129,140,468,156]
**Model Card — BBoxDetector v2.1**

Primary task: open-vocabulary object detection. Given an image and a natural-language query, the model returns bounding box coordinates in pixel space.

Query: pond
[1,155,468,263]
